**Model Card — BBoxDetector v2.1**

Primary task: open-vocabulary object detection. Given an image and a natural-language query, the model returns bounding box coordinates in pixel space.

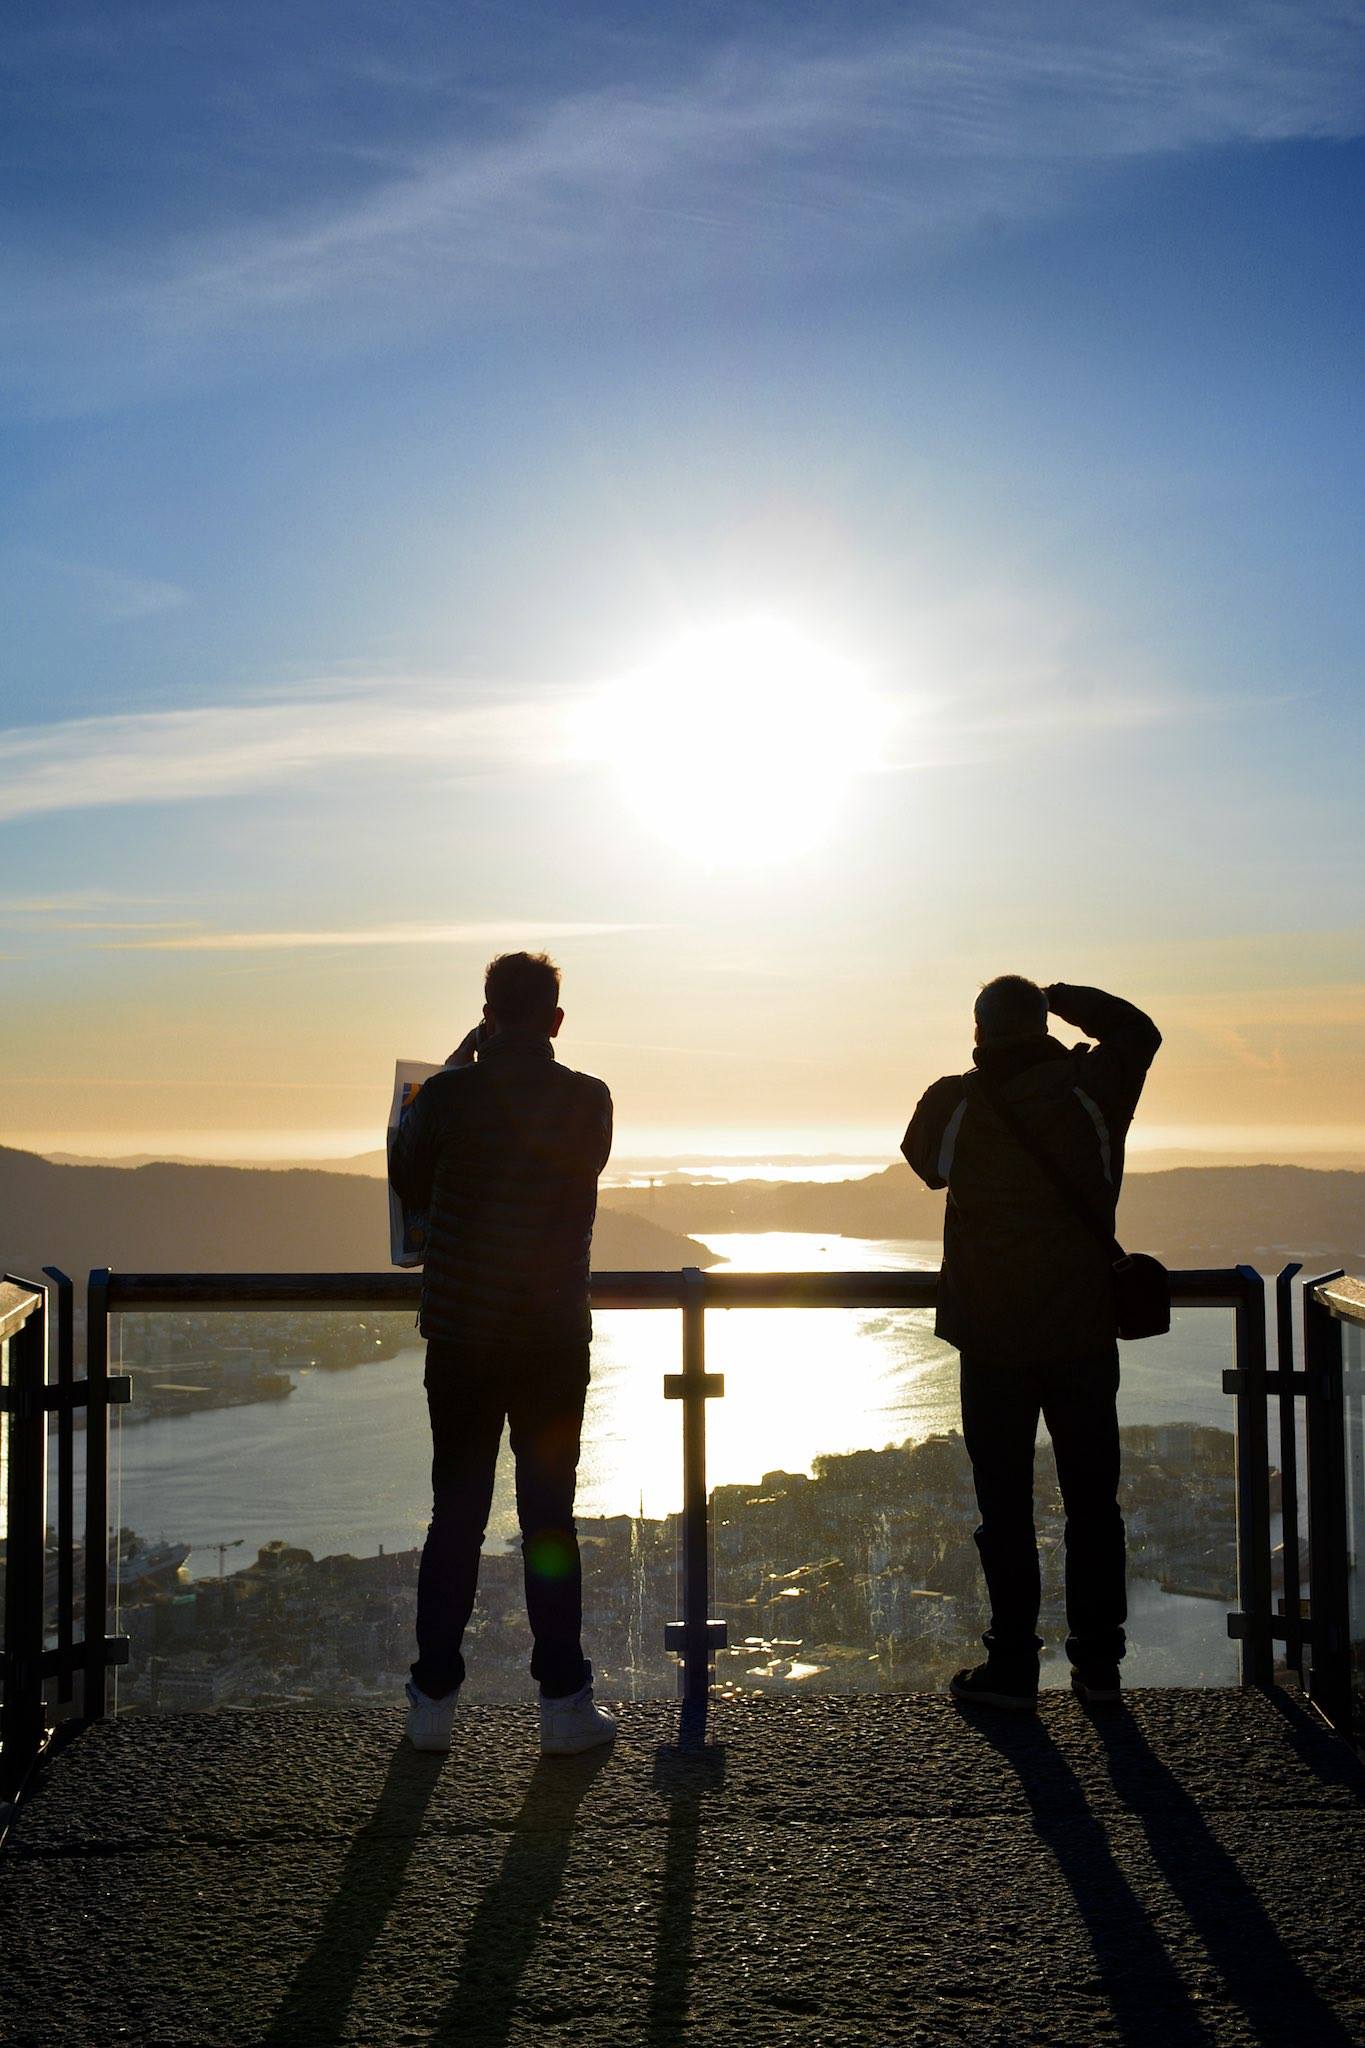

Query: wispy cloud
[0,586,1220,827]
[23,552,188,621]
[0,890,193,913]
[8,3,1362,402]
[0,679,568,825]
[1196,1022,1288,1075]
[104,919,649,952]
[38,920,203,933]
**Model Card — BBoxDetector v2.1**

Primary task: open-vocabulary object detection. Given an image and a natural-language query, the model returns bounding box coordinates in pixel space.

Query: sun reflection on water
[581,1233,947,1520]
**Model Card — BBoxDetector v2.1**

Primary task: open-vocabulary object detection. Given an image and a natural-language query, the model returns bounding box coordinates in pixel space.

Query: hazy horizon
[10,1122,1365,1177]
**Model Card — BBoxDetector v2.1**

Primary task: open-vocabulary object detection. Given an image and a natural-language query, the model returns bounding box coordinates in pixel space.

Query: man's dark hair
[485,951,561,1031]
[975,974,1047,1044]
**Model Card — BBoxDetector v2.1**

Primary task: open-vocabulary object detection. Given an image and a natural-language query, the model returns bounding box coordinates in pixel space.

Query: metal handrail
[4,1259,1355,1784]
[90,1263,1268,1736]
[100,1266,1251,1312]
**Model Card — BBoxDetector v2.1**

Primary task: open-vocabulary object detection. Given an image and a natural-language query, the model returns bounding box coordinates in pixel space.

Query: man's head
[974,974,1048,1047]
[484,951,563,1037]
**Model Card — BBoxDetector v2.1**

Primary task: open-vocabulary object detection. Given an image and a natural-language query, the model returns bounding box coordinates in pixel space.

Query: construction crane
[211,1538,245,1582]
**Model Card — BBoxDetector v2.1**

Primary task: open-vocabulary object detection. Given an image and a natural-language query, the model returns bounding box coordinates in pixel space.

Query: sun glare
[586,618,890,864]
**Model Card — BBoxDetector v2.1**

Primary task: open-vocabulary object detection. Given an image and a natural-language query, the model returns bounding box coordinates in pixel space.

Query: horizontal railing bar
[105,1272,422,1312]
[101,1266,1249,1313]
[0,1638,130,1681]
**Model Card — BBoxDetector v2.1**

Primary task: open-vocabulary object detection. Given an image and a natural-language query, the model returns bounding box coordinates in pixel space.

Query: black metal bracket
[0,1638,130,1681]
[1222,1368,1308,1394]
[1226,1613,1317,1646]
[663,1372,725,1400]
[0,1375,132,1419]
[664,1620,728,1652]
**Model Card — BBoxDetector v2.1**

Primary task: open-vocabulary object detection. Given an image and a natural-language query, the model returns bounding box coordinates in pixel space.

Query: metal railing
[0,1259,1359,1810]
[1300,1274,1365,1742]
[1,1278,48,1811]
[0,1269,132,1826]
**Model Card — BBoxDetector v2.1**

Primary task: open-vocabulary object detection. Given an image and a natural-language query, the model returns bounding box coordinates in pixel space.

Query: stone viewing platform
[2,1688,1363,2046]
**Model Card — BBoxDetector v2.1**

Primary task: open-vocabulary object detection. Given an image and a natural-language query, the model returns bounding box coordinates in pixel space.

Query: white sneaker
[539,1668,616,1757]
[405,1678,460,1752]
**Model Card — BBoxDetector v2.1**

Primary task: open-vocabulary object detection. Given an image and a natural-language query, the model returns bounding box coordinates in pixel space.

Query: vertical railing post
[84,1269,113,1722]
[1232,1265,1274,1686]
[1,1283,49,1803]
[42,1270,76,1706]
[1304,1281,1351,1735]
[1274,1264,1304,1682]
[663,1268,727,1743]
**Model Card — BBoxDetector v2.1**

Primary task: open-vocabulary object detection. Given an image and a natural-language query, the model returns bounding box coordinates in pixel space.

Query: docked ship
[114,1530,192,1591]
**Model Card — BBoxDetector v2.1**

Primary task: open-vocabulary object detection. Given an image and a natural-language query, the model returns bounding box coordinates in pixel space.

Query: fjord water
[90,1230,1233,1561]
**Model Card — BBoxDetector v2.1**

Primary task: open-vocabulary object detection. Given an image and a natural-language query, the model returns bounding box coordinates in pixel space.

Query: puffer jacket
[903,985,1160,1365]
[388,1029,612,1347]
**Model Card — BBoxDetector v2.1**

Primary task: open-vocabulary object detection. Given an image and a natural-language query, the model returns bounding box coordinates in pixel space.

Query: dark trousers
[959,1349,1126,1671]
[411,1339,590,1701]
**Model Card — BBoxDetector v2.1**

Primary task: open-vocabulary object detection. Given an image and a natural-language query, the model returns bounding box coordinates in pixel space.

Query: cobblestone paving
[2,1688,1363,2046]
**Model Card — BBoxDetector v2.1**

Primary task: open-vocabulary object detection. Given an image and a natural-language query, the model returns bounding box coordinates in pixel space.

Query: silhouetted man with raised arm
[389,951,616,1755]
[904,977,1161,1710]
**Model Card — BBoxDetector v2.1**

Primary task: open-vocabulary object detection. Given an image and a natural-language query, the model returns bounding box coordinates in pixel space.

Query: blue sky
[2,1,1363,1157]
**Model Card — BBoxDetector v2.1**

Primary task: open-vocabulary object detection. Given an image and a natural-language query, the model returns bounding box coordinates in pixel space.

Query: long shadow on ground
[260,1741,444,2048]
[964,1697,1361,2048]
[648,1741,727,2048]
[960,1702,1215,2048]
[430,1746,611,2047]
[1086,1696,1362,2048]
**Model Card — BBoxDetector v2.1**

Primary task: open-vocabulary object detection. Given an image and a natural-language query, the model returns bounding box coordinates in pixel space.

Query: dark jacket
[903,985,1160,1364]
[388,1029,613,1348]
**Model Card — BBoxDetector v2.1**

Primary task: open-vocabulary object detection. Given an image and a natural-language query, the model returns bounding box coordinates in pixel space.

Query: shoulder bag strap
[971,1074,1127,1263]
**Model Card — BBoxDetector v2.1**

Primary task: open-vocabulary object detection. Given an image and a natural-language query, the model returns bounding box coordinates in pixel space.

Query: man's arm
[387,1078,443,1214]
[590,1082,613,1178]
[1045,983,1161,1114]
[902,1075,965,1190]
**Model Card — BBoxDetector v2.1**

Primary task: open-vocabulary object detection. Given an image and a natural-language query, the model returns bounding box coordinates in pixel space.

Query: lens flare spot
[526,1530,577,1580]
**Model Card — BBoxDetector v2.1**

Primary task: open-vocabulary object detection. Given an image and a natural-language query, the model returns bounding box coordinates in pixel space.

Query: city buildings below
[58,1421,1247,1715]
[102,1310,412,1427]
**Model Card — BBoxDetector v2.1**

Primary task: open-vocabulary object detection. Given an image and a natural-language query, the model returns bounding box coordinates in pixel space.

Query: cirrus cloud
[0,679,572,826]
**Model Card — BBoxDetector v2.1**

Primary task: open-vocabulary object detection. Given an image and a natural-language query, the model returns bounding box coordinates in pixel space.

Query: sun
[585,618,889,864]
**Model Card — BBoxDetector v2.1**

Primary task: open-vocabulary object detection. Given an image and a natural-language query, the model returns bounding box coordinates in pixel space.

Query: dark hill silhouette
[5,1146,1359,1285]
[599,1162,1365,1271]
[0,1146,716,1284]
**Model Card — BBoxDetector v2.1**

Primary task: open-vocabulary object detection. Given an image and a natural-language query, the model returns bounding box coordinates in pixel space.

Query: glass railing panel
[575,1309,679,1701]
[1341,1313,1365,1746]
[1111,1307,1240,1687]
[80,1304,679,1713]
[700,1238,1242,1694]
[41,1380,84,1733]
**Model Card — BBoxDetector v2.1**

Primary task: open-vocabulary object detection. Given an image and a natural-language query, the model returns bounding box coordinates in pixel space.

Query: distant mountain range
[600,1163,1365,1272]
[0,1146,715,1285]
[5,1146,1361,1287]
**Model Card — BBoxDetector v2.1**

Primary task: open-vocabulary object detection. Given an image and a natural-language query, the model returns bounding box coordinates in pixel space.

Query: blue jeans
[411,1340,590,1700]
[959,1349,1126,1671]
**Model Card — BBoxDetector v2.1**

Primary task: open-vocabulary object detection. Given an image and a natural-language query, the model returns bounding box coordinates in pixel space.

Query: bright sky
[2,2,1363,1162]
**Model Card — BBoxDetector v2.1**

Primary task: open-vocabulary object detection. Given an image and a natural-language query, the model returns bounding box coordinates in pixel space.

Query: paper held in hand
[388,1058,444,1267]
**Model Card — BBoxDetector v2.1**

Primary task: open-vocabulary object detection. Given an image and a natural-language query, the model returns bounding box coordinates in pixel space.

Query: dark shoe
[1070,1662,1122,1704]
[950,1661,1038,1712]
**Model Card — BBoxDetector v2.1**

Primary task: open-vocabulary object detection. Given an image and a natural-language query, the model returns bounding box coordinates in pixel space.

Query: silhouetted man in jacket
[904,977,1160,1710]
[389,951,616,1754]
